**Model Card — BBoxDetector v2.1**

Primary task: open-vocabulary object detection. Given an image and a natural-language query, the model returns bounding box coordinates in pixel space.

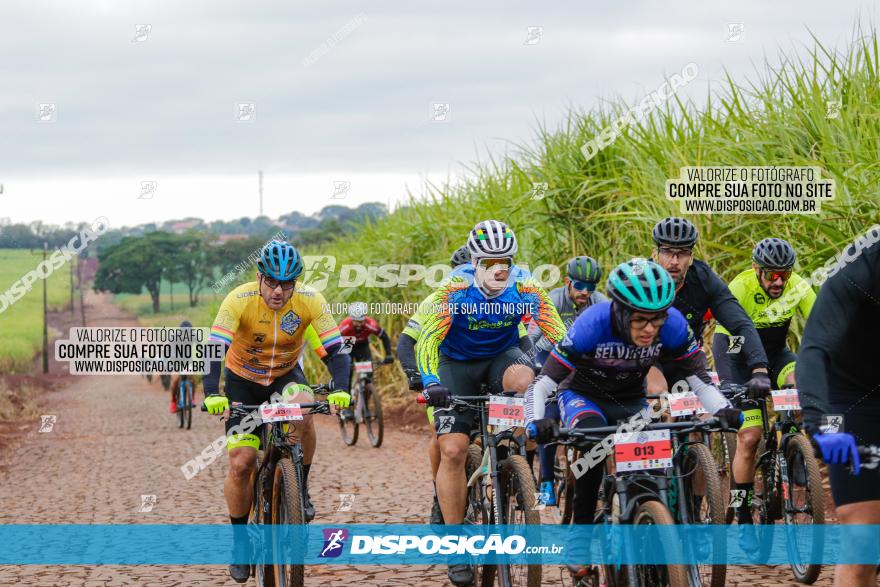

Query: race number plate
[666,392,708,417]
[354,361,373,374]
[260,403,304,422]
[708,370,720,385]
[771,389,801,411]
[487,396,525,429]
[614,429,673,471]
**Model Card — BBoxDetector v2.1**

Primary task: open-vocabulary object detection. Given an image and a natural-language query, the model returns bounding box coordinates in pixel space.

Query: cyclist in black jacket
[798,233,880,587]
[649,218,772,545]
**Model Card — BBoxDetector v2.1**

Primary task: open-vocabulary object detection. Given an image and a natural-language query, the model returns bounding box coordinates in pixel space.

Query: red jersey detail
[339,316,383,344]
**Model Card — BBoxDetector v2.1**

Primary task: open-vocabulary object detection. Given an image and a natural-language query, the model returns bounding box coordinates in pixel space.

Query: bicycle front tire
[272,457,305,587]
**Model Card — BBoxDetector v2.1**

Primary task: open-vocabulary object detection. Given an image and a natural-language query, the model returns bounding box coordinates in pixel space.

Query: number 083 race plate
[614,429,673,471]
[260,403,304,422]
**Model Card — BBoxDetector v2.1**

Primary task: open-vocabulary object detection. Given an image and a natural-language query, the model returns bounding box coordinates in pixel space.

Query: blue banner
[0,524,878,565]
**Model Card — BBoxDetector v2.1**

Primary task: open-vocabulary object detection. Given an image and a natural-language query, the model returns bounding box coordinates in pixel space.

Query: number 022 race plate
[614,429,673,471]
[487,396,525,429]
[260,403,304,422]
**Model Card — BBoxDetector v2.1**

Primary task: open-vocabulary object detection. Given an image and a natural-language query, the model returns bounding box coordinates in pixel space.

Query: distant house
[169,220,200,233]
[213,233,250,245]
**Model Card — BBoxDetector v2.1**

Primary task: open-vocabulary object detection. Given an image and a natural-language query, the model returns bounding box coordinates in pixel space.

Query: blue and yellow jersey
[415,265,565,387]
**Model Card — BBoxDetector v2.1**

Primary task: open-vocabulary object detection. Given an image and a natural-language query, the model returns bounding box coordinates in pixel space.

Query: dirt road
[0,292,844,586]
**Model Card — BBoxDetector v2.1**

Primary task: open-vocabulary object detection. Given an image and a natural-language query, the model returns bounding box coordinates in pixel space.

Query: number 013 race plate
[260,403,304,422]
[614,429,673,471]
[487,396,525,428]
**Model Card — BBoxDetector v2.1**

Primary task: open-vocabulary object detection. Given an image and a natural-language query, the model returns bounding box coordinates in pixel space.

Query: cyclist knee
[227,449,257,480]
[737,426,762,451]
[836,502,880,525]
[439,437,469,465]
[502,363,534,393]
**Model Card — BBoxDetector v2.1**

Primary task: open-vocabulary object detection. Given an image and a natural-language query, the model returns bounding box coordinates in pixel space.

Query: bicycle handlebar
[555,417,721,442]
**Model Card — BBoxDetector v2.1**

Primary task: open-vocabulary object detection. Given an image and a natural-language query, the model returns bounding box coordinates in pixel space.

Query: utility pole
[69,256,75,314]
[259,170,263,217]
[78,254,86,327]
[41,242,49,374]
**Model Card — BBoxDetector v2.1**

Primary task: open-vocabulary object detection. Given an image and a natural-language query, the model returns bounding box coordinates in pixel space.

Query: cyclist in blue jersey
[415,220,566,587]
[525,259,739,580]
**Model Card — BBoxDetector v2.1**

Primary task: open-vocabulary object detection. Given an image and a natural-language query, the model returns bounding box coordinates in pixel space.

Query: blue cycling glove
[813,433,860,474]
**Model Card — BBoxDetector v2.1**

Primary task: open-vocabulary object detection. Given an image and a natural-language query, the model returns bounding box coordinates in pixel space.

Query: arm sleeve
[798,279,817,319]
[416,282,460,387]
[542,309,600,383]
[518,279,567,346]
[518,326,535,355]
[397,332,418,373]
[378,329,393,356]
[525,375,557,423]
[706,269,768,370]
[204,294,241,394]
[711,332,734,384]
[307,292,349,391]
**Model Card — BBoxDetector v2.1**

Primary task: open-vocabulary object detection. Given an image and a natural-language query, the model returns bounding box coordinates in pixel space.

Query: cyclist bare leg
[833,501,880,586]
[225,446,258,517]
[437,432,470,524]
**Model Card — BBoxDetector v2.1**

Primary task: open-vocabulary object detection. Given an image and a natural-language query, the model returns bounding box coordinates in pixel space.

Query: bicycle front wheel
[464,444,495,587]
[185,381,193,430]
[681,442,726,587]
[632,501,689,587]
[272,458,305,587]
[499,454,542,587]
[338,385,359,446]
[363,383,383,448]
[783,433,825,584]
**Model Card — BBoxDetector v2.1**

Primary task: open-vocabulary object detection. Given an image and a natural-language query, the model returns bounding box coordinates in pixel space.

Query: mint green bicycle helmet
[606,259,675,312]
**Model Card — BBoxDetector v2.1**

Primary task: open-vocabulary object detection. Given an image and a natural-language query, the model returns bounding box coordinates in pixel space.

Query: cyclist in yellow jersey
[711,237,815,547]
[202,240,351,584]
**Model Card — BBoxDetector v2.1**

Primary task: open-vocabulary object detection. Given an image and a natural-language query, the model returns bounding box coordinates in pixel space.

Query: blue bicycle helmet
[257,240,303,281]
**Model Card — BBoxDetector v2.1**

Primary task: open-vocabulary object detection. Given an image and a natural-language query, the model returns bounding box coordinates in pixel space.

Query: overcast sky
[1,0,874,228]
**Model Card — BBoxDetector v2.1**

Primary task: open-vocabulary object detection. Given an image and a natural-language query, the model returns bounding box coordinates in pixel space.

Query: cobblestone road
[0,293,855,585]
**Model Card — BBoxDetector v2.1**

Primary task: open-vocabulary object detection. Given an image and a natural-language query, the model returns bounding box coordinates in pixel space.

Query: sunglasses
[571,280,597,292]
[658,247,693,260]
[477,257,513,271]
[262,276,297,291]
[760,269,791,282]
[630,313,667,329]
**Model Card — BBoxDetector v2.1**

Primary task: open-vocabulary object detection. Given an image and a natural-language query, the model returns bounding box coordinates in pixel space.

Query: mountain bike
[203,384,335,587]
[337,360,384,448]
[554,417,729,587]
[176,375,194,430]
[419,390,541,587]
[723,384,825,584]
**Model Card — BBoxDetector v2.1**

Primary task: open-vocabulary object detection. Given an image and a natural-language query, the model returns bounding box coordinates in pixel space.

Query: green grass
[115,278,220,327]
[0,249,75,372]
[310,26,880,341]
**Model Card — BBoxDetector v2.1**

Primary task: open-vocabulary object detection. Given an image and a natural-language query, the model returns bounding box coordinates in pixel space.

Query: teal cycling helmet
[566,256,602,283]
[257,240,303,281]
[606,259,675,312]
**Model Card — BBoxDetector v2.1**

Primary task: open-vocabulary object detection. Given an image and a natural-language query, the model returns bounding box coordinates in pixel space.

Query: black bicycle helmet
[652,217,698,248]
[566,256,602,283]
[752,237,796,269]
[450,245,471,268]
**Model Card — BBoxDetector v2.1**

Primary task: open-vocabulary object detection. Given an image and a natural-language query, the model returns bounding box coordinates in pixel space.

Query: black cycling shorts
[826,405,880,506]
[433,346,529,437]
[724,347,797,389]
[223,365,309,449]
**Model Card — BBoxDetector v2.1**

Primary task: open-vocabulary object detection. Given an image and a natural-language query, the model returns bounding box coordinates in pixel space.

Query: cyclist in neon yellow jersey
[712,237,815,546]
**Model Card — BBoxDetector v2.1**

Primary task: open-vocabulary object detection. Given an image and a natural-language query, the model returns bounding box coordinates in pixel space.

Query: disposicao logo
[319,528,348,558]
